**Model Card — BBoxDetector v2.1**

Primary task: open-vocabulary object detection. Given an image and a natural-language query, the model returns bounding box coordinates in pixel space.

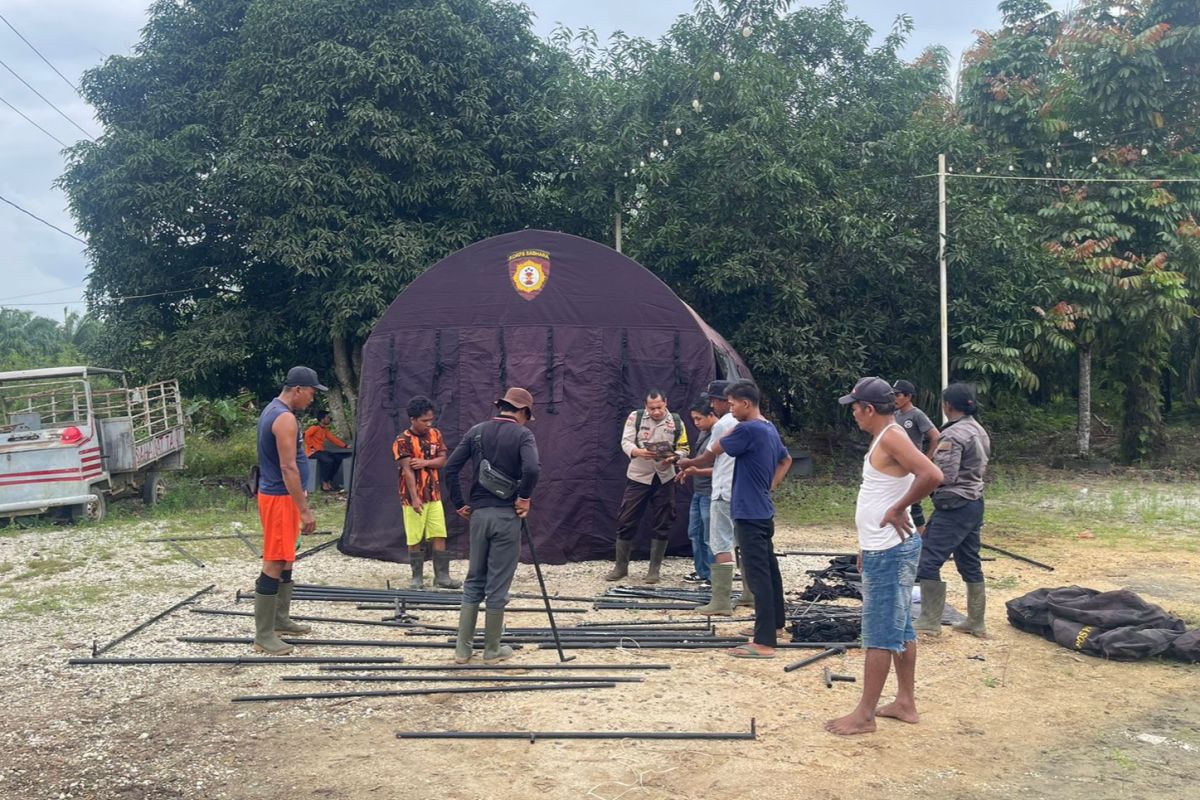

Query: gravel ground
[0,512,830,799]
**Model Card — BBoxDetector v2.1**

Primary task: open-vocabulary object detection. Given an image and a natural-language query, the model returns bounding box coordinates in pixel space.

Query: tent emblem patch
[508,249,550,300]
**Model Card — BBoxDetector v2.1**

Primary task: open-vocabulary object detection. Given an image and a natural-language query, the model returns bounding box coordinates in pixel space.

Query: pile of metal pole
[236,583,588,614]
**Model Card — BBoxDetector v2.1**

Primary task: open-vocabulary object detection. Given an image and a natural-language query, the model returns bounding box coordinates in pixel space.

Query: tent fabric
[1006,586,1190,661]
[339,230,750,565]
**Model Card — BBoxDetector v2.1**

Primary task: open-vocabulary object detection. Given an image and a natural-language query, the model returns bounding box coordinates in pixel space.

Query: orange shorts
[258,493,301,562]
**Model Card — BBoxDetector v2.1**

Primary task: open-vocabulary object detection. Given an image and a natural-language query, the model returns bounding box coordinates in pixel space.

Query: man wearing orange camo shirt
[393,395,460,589]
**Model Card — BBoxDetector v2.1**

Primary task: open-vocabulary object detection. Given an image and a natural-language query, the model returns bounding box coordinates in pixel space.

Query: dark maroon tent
[339,230,749,564]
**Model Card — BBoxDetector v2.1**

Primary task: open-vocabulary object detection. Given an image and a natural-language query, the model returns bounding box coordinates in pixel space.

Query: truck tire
[142,473,166,506]
[71,490,107,524]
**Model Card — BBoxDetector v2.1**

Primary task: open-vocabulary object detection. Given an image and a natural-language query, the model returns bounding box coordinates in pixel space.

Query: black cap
[943,383,978,415]
[892,379,916,396]
[838,377,895,405]
[285,366,328,391]
[705,380,732,400]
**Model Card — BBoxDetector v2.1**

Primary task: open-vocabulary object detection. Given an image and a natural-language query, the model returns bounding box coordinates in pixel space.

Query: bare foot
[876,700,919,724]
[824,710,877,736]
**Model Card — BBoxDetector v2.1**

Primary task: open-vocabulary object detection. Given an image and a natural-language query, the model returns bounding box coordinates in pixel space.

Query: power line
[0,12,81,95]
[916,172,1200,184]
[0,56,95,141]
[0,92,67,148]
[1,287,213,309]
[0,192,86,244]
[0,284,86,302]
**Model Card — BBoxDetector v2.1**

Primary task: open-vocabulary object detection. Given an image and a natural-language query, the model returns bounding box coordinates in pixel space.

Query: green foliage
[0,309,102,371]
[184,390,257,438]
[58,0,572,401]
[183,425,258,478]
[960,0,1200,461]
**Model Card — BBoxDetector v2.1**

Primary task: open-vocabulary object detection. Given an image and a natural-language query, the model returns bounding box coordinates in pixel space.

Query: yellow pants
[403,502,447,546]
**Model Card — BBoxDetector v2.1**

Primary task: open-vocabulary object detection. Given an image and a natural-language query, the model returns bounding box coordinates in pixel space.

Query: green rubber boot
[482,609,514,664]
[454,602,480,663]
[409,553,425,589]
[693,562,734,616]
[253,593,294,655]
[644,539,668,584]
[274,582,312,634]
[915,579,946,636]
[604,539,632,582]
[734,552,755,609]
[952,581,988,638]
[433,551,462,590]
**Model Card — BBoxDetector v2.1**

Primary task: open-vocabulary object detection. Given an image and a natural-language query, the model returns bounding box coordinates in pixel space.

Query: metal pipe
[538,641,859,651]
[70,656,412,666]
[232,682,616,703]
[189,608,419,629]
[295,537,341,560]
[782,646,845,673]
[177,636,499,650]
[166,540,205,568]
[281,674,645,683]
[775,551,857,558]
[522,519,574,663]
[456,636,743,645]
[93,584,216,657]
[395,718,757,742]
[317,663,670,672]
[980,543,1054,571]
[372,605,587,614]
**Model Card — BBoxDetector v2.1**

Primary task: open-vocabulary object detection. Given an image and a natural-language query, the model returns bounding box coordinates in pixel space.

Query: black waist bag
[474,428,519,500]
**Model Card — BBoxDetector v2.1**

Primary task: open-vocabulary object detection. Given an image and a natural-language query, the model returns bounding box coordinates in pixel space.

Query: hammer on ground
[823,666,856,689]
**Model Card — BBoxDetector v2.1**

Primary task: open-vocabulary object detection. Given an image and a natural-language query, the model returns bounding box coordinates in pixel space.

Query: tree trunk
[1119,356,1165,464]
[332,333,358,423]
[1077,343,1091,458]
[326,386,352,440]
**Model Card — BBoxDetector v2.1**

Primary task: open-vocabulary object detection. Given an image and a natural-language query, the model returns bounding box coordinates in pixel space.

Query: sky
[0,0,1072,318]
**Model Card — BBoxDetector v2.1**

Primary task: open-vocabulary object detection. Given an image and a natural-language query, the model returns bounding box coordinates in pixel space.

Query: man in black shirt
[444,387,541,664]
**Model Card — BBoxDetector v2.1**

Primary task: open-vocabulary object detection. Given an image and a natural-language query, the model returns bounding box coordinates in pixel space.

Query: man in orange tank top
[826,377,942,736]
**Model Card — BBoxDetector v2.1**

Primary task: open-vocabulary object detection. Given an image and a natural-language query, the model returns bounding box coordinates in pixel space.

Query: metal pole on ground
[523,518,575,663]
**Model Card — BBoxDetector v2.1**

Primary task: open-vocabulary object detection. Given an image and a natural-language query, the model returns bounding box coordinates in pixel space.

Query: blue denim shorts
[860,534,921,653]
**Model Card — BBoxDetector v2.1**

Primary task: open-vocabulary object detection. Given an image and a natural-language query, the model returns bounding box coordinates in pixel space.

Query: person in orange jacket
[304,411,351,491]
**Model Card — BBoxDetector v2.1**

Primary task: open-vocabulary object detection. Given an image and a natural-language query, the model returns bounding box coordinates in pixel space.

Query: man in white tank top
[826,377,943,736]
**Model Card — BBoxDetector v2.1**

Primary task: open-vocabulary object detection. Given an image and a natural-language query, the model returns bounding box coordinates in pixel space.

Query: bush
[185,425,257,479]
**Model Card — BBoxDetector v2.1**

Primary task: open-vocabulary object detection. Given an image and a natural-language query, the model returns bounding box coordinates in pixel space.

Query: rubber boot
[734,551,755,609]
[693,562,734,616]
[253,593,294,655]
[915,579,946,636]
[454,602,480,663]
[274,582,312,634]
[433,551,462,590]
[482,609,514,664]
[952,581,988,638]
[644,539,668,584]
[409,553,425,589]
[605,539,632,582]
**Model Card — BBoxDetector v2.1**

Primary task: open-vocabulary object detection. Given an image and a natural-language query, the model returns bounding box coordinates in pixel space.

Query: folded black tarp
[1007,586,1198,662]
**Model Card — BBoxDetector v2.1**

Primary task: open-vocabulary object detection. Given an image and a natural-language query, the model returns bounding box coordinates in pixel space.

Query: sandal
[727,643,775,659]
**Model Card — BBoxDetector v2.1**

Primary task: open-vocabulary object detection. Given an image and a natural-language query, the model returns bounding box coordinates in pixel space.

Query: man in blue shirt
[680,380,791,657]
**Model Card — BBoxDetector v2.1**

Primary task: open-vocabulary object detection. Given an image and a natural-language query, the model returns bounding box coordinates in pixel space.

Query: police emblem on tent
[508,249,550,300]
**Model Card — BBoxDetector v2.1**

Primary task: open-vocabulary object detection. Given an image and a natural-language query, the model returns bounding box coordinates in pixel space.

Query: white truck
[0,366,185,523]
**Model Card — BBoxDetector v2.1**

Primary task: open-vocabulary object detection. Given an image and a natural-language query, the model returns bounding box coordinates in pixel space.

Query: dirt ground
[1,517,1198,800]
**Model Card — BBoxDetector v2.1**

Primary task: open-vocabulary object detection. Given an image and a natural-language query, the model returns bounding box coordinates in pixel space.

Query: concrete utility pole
[938,153,949,416]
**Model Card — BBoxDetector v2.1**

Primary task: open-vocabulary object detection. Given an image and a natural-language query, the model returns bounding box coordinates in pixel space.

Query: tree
[59,0,576,430]
[562,0,1058,425]
[960,0,1200,461]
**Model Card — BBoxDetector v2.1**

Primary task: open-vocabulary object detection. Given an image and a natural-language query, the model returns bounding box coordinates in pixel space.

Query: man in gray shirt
[914,383,991,640]
[893,380,939,534]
